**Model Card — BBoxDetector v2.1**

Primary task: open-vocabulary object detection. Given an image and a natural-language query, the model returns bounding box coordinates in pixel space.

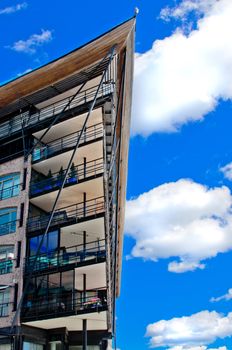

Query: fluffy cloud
[146,310,232,348]
[220,162,232,180]
[210,288,232,303]
[0,2,27,15]
[170,347,227,350]
[132,0,232,136]
[160,0,216,22]
[16,68,32,77]
[125,179,232,272]
[9,29,52,54]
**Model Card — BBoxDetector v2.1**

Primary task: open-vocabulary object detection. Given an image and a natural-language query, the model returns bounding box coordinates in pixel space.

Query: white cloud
[160,0,216,22]
[125,179,232,272]
[0,2,27,15]
[169,346,227,350]
[132,0,232,136]
[9,29,53,54]
[220,162,232,181]
[17,68,32,77]
[146,310,232,348]
[210,288,232,303]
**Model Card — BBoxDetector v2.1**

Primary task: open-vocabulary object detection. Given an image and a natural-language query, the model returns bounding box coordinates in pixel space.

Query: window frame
[0,207,17,236]
[0,173,20,200]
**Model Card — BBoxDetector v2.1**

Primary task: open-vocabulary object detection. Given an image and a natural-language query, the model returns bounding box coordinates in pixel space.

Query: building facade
[0,18,134,350]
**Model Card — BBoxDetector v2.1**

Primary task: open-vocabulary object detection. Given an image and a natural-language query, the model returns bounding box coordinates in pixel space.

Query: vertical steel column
[83,157,87,178]
[82,319,87,350]
[83,230,86,259]
[83,192,86,217]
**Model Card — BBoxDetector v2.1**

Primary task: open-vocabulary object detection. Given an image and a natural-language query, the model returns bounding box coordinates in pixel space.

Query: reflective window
[69,347,100,350]
[0,287,10,317]
[0,345,11,350]
[29,230,58,256]
[0,208,17,235]
[0,173,20,200]
[48,342,62,350]
[23,342,43,350]
[0,246,14,274]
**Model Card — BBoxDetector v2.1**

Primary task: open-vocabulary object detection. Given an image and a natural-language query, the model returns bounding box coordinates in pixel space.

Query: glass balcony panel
[25,239,106,273]
[30,158,103,197]
[27,197,104,233]
[22,289,107,320]
[32,123,103,163]
[0,81,113,142]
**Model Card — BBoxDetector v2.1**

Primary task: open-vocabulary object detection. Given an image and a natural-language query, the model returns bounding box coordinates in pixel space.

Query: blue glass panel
[0,173,20,200]
[0,208,17,235]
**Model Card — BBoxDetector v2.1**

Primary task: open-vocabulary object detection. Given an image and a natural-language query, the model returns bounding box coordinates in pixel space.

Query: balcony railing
[0,259,13,274]
[22,290,107,321]
[0,82,113,141]
[0,184,20,201]
[27,197,105,233]
[32,123,103,163]
[25,239,106,273]
[30,158,104,197]
[0,220,17,236]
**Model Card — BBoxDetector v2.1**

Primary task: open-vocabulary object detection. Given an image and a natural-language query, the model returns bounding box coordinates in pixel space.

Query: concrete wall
[0,156,31,327]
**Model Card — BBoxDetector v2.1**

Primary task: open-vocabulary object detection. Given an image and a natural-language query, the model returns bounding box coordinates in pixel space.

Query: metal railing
[0,82,114,140]
[25,239,106,273]
[27,197,105,233]
[32,123,104,162]
[22,290,107,320]
[0,259,13,275]
[0,220,17,236]
[0,184,20,201]
[30,158,104,197]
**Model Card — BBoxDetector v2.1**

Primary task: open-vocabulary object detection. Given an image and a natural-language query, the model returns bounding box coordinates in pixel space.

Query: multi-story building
[0,17,135,350]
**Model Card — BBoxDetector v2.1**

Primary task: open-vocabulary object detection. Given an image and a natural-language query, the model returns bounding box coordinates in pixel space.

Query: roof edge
[0,15,135,89]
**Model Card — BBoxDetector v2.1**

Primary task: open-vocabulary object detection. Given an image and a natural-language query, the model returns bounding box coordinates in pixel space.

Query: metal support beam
[83,192,86,218]
[82,319,87,350]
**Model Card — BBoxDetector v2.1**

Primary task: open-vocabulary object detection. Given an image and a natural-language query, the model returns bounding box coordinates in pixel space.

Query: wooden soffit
[0,17,135,110]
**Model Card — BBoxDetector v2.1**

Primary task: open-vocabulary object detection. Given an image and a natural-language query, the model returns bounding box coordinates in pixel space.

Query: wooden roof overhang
[0,17,135,119]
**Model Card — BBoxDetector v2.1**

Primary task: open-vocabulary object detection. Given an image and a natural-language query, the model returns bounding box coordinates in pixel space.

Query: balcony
[21,289,107,322]
[30,158,104,198]
[25,239,106,274]
[27,197,105,233]
[0,82,113,141]
[32,123,103,163]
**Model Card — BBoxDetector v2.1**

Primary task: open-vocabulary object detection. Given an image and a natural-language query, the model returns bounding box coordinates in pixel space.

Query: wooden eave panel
[0,18,135,109]
[116,24,135,297]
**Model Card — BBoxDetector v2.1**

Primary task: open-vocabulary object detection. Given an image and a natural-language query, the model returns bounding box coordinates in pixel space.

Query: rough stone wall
[0,156,31,328]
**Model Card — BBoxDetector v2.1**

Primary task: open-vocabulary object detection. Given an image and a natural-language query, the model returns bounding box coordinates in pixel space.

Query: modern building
[0,17,135,350]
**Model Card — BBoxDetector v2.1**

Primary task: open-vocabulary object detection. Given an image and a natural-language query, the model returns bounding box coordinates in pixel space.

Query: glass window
[29,230,58,256]
[0,208,17,236]
[0,287,10,317]
[48,342,62,350]
[23,342,43,350]
[0,173,20,200]
[0,345,11,350]
[0,246,14,275]
[69,347,100,350]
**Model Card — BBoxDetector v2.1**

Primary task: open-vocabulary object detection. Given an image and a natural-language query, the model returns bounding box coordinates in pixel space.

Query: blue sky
[1,1,232,350]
